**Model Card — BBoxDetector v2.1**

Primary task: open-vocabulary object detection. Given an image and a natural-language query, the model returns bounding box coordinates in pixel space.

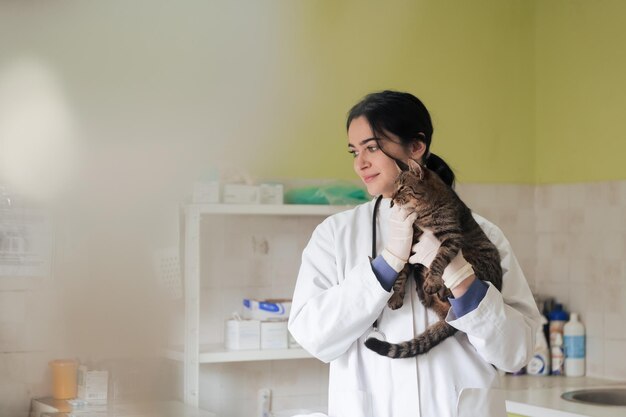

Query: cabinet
[164,203,351,407]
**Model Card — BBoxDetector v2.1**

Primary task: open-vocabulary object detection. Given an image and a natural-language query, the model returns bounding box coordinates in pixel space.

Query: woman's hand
[408,228,475,291]
[381,205,417,272]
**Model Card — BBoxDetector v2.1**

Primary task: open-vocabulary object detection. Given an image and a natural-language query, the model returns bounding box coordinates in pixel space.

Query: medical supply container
[563,312,586,377]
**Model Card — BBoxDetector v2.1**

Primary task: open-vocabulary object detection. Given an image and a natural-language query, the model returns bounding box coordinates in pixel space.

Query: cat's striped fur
[365,160,503,358]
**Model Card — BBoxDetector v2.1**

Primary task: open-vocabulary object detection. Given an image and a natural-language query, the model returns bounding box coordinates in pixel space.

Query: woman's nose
[355,152,371,170]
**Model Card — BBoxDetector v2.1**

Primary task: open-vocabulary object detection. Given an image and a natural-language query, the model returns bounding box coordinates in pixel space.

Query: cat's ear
[407,159,424,180]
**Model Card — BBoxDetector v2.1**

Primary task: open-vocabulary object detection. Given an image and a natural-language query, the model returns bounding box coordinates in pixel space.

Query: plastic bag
[285,182,370,205]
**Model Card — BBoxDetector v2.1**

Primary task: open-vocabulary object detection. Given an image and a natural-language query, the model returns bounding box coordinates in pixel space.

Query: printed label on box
[77,365,108,402]
[243,299,291,321]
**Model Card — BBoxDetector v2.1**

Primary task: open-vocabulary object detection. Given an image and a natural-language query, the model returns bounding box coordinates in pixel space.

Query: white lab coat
[288,198,542,417]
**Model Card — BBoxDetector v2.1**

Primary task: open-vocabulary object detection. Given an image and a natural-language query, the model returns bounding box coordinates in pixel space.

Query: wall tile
[536,258,569,284]
[271,394,326,414]
[270,359,323,397]
[604,340,626,380]
[0,291,26,323]
[604,313,626,340]
[0,322,19,351]
[568,284,589,317]
[0,380,29,417]
[586,337,604,377]
[583,312,604,339]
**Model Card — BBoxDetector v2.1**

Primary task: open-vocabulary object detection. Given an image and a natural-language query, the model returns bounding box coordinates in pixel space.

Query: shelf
[185,203,353,216]
[180,202,342,405]
[164,344,314,363]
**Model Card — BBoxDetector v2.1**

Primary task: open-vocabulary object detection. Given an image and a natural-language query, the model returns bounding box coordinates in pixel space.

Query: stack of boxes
[193,181,284,205]
[225,299,298,350]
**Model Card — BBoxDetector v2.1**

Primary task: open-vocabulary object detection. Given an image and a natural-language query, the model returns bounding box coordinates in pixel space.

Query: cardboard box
[261,320,288,349]
[259,184,284,204]
[192,181,220,203]
[225,319,261,350]
[243,298,291,321]
[77,365,108,403]
[222,184,259,204]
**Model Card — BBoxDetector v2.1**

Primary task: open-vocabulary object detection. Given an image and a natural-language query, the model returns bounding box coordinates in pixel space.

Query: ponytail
[425,153,455,187]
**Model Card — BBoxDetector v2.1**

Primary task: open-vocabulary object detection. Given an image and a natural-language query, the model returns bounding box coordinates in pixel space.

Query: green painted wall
[3,1,623,185]
[260,0,626,184]
[535,0,626,183]
[244,0,536,184]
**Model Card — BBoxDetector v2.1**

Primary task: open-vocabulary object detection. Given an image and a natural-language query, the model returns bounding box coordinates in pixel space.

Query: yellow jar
[49,359,78,400]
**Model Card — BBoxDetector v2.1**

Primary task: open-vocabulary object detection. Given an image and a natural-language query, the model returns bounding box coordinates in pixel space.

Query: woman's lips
[363,174,379,183]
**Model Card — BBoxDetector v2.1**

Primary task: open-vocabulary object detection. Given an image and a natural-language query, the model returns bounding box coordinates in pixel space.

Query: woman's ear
[409,139,427,161]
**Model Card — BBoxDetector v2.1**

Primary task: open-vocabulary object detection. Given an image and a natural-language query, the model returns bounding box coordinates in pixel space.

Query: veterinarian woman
[288,90,542,417]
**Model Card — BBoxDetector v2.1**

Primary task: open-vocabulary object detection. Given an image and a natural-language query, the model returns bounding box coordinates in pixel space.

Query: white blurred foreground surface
[30,399,216,417]
[272,412,326,417]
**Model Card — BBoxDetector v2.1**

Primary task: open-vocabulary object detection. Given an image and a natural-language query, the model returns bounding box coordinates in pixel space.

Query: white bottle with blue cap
[563,313,586,377]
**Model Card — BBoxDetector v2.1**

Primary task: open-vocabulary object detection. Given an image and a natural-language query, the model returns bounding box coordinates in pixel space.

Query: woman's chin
[365,185,380,197]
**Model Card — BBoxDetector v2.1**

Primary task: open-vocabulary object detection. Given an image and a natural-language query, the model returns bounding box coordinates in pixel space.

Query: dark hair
[346,90,455,187]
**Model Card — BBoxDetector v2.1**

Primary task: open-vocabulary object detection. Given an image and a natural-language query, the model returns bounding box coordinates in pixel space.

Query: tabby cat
[365,159,503,358]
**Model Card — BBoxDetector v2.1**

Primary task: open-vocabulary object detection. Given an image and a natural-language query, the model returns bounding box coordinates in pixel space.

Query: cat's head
[390,159,429,209]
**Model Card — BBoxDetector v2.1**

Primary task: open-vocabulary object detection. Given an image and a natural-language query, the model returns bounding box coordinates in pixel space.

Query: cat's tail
[364,321,457,358]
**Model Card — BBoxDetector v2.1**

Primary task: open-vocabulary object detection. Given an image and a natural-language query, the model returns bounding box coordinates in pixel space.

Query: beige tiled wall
[2,181,625,416]
[196,182,626,415]
[196,215,328,416]
[457,181,626,380]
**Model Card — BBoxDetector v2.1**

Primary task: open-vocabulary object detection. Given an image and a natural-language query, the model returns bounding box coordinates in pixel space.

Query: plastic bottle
[550,333,564,375]
[563,313,586,377]
[527,316,550,376]
[549,304,568,375]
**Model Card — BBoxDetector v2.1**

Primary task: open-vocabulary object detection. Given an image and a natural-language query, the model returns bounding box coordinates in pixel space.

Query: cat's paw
[423,276,444,295]
[388,292,405,310]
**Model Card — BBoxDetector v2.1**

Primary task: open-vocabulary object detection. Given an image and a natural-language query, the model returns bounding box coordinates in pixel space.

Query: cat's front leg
[423,239,461,294]
[423,269,445,295]
[388,264,411,309]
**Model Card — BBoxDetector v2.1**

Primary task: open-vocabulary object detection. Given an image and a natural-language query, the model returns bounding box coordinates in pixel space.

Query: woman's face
[347,116,413,198]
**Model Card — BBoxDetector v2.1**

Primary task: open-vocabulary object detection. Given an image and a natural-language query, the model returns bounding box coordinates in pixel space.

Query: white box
[77,365,108,403]
[259,184,284,204]
[261,320,288,349]
[222,184,260,204]
[193,181,220,203]
[243,298,291,321]
[225,319,260,350]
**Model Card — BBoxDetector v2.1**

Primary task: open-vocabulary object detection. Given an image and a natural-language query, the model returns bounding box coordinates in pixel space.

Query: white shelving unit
[177,203,352,407]
[164,344,312,364]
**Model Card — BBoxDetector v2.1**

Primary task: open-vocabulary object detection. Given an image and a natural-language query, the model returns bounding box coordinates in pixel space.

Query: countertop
[503,375,626,417]
[31,399,216,417]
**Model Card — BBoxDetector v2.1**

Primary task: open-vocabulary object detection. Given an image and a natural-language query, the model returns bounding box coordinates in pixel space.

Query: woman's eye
[367,145,379,153]
[348,150,358,158]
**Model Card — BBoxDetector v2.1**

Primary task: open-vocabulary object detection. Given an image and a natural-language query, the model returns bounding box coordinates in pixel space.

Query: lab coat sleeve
[288,219,391,363]
[446,221,542,372]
